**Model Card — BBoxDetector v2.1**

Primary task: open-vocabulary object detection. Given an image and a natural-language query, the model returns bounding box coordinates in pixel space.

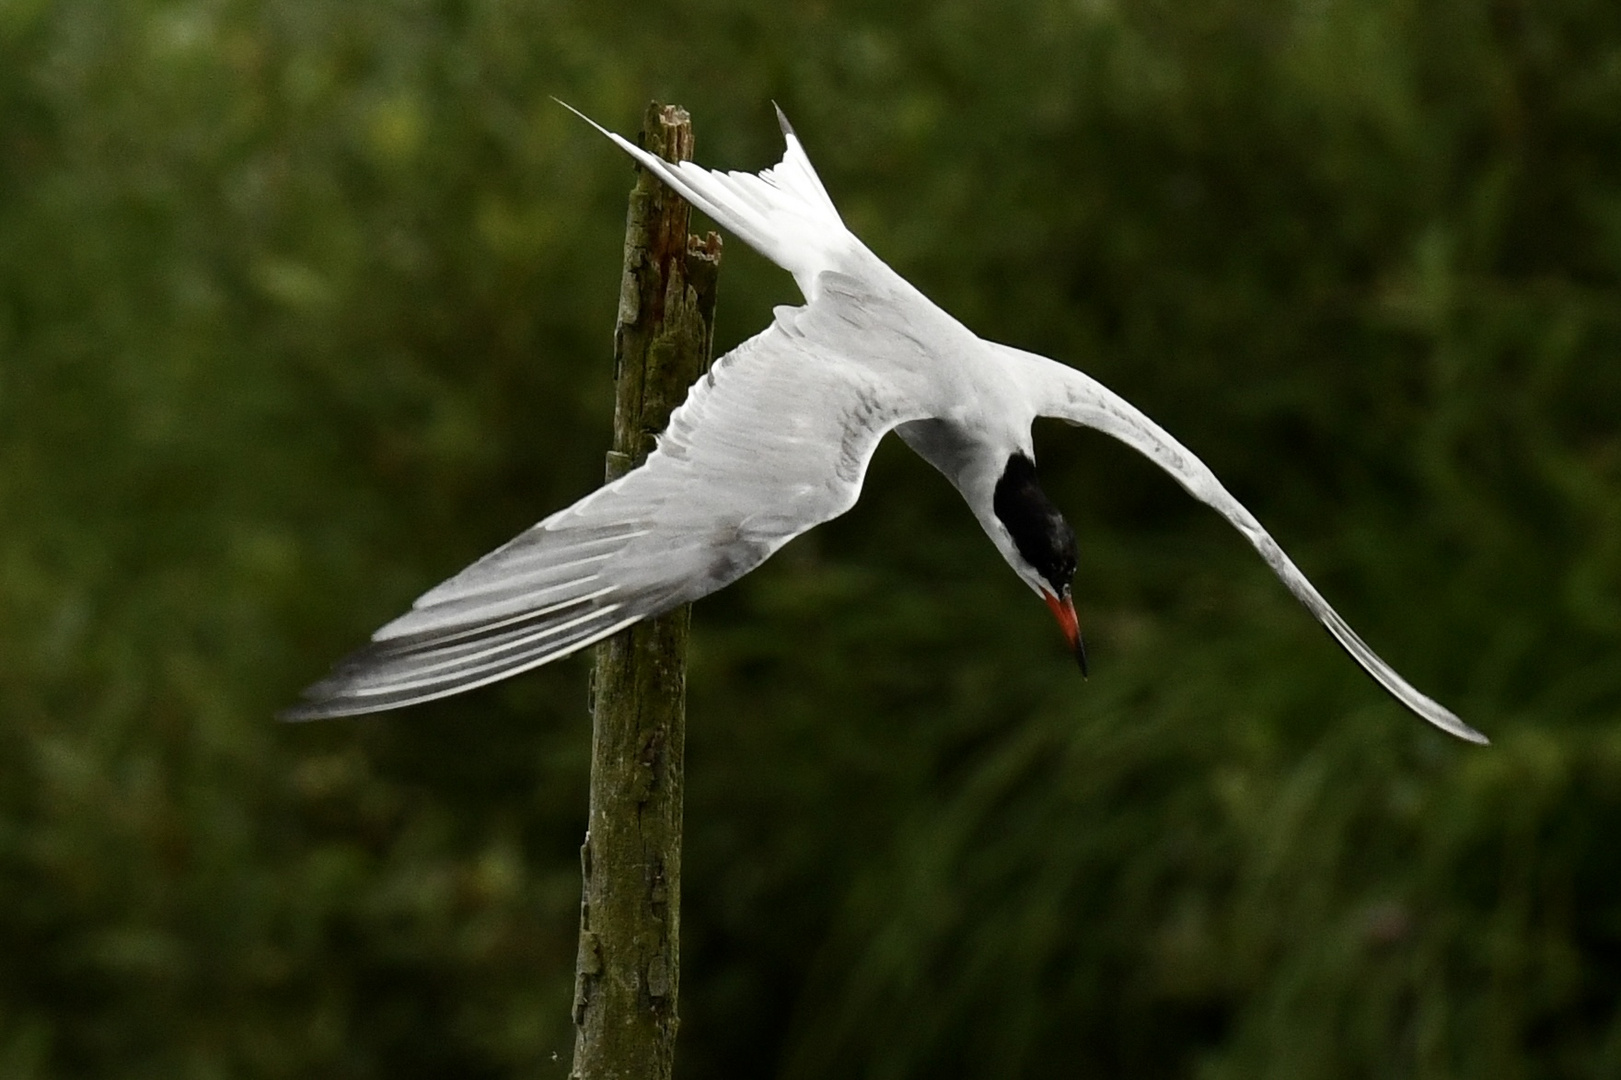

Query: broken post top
[609,102,722,480]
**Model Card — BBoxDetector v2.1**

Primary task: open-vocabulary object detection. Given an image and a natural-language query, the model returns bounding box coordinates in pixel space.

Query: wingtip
[277,676,363,721]
[278,688,392,723]
[277,700,329,723]
[1422,701,1490,745]
[278,670,381,722]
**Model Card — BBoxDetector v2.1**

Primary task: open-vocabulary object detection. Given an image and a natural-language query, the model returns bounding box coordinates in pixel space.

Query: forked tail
[560,102,855,300]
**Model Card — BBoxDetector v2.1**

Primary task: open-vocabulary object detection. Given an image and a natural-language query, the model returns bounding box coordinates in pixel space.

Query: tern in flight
[285,106,1486,745]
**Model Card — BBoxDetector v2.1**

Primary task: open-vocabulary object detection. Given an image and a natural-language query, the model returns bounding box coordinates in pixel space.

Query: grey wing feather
[283,307,913,720]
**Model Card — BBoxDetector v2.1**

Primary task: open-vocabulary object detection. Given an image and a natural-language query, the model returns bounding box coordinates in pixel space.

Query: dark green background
[4,0,1620,1075]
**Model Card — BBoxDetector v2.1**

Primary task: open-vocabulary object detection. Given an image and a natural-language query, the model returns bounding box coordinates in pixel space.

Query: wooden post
[570,103,721,1080]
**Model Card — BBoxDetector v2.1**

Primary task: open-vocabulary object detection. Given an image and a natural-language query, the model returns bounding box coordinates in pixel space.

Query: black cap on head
[993,453,1077,595]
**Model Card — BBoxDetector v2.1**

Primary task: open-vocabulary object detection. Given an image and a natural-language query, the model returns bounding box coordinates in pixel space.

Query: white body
[285,106,1485,745]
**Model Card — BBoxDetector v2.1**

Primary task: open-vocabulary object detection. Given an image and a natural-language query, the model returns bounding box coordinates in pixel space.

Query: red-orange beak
[1043,587,1088,677]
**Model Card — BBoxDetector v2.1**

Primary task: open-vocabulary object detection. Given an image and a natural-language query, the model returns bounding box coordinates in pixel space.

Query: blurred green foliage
[2,0,1619,1076]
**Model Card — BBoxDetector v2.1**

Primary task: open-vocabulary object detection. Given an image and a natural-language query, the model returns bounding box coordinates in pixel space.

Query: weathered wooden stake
[569,103,721,1080]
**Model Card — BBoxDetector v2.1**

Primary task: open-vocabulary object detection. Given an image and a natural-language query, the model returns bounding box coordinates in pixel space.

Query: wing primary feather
[369,583,620,653]
[281,612,646,721]
[416,529,647,604]
[335,603,630,697]
[412,549,617,605]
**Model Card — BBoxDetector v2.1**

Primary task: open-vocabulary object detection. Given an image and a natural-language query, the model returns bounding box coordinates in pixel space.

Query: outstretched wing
[284,309,915,720]
[1003,345,1487,744]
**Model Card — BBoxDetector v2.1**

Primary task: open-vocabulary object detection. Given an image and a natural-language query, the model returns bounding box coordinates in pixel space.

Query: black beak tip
[1075,632,1089,679]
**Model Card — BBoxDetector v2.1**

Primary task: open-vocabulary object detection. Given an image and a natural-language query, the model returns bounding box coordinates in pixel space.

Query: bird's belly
[895,417,984,487]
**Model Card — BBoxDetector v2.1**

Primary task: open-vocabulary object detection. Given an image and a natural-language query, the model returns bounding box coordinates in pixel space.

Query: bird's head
[992,452,1086,675]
